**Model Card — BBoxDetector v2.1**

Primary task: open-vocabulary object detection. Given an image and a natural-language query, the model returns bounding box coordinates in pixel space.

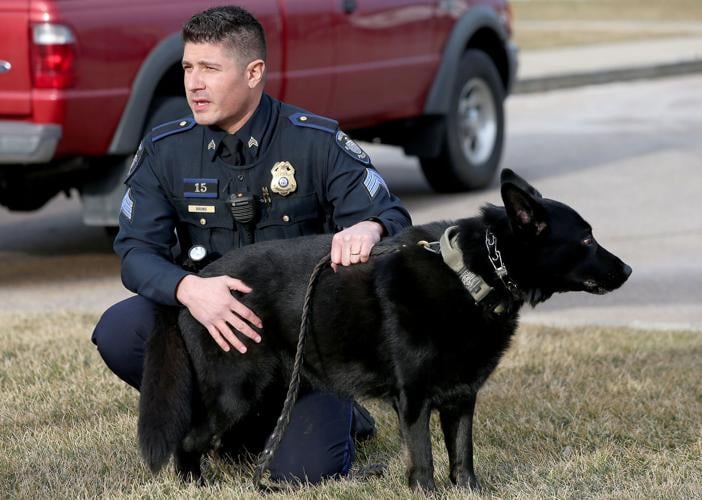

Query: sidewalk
[514,35,702,93]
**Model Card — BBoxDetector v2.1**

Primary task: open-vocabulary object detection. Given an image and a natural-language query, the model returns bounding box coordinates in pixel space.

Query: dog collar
[484,229,521,299]
[432,226,520,315]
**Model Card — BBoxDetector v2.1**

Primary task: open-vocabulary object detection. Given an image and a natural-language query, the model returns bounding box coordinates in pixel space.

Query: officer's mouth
[191,99,210,112]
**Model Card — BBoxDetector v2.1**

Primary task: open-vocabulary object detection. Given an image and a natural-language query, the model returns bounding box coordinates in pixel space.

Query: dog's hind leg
[439,393,480,490]
[394,393,435,491]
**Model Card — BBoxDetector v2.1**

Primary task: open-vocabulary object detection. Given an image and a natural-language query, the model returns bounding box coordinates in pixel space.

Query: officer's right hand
[176,275,263,353]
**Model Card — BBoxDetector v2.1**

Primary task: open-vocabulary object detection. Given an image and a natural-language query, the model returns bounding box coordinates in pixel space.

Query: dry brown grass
[1,312,700,498]
[512,0,702,49]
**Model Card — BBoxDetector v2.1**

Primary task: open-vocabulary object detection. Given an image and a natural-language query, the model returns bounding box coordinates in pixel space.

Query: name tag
[184,178,218,198]
[188,205,215,213]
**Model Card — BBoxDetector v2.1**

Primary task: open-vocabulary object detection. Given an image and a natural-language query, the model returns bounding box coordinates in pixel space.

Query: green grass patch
[1,312,700,498]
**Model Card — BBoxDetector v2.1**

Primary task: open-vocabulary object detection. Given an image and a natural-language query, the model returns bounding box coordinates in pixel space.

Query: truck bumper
[0,122,62,164]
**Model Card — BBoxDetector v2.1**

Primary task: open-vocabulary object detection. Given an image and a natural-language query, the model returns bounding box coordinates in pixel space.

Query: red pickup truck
[0,0,516,226]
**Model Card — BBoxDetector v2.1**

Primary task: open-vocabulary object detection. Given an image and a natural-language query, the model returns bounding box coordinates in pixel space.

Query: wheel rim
[456,78,497,165]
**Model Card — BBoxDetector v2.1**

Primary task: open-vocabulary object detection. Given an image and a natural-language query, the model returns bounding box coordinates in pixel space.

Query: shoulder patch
[336,130,371,165]
[151,116,196,143]
[126,141,145,178]
[288,112,338,134]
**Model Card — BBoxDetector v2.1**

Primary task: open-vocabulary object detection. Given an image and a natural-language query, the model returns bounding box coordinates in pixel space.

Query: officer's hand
[331,220,384,270]
[176,275,263,353]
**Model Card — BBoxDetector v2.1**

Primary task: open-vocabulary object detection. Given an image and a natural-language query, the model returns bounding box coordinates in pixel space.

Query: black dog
[138,169,631,490]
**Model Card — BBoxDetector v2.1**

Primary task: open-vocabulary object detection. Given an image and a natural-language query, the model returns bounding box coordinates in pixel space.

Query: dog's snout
[622,263,632,279]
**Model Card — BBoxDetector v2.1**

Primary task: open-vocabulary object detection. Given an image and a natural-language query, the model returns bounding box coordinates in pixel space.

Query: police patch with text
[336,131,371,165]
[125,141,146,182]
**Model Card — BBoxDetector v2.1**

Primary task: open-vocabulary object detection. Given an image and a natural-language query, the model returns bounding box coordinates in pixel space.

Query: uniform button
[238,175,244,182]
[179,120,187,127]
[199,218,206,225]
[282,215,290,222]
[299,116,308,121]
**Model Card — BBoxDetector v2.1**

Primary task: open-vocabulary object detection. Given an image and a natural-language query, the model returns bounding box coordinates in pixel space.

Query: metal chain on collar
[253,244,405,491]
[485,229,521,298]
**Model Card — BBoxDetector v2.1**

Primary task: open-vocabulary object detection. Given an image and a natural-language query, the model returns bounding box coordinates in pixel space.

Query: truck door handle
[341,0,357,14]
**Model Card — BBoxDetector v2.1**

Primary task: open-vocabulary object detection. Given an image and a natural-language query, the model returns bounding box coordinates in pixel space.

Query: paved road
[1,75,700,330]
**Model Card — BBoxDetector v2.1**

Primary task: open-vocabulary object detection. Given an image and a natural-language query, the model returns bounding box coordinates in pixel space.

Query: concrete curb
[515,60,702,94]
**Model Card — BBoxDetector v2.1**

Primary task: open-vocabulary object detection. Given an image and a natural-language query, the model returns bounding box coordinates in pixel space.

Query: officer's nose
[185,70,205,92]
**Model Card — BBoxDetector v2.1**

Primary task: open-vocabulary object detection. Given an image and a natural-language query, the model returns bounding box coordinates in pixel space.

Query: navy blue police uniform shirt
[114,93,412,306]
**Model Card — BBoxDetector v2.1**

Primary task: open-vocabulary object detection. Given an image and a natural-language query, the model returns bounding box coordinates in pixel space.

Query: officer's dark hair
[183,5,267,64]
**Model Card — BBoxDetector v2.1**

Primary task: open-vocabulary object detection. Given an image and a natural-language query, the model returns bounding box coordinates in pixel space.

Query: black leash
[253,245,404,491]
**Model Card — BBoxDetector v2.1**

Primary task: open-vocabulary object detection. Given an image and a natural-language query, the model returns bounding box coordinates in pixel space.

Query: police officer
[91,5,411,483]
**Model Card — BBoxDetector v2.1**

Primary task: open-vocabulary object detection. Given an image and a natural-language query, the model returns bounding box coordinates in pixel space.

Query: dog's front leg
[439,393,480,490]
[174,445,203,484]
[395,393,435,491]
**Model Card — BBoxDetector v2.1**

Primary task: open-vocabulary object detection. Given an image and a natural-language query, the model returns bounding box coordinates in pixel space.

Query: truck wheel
[420,50,505,192]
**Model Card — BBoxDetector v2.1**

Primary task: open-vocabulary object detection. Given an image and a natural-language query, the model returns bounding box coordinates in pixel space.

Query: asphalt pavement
[515,34,702,92]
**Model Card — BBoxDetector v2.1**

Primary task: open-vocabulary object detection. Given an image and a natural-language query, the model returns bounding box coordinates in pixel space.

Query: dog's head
[499,169,632,301]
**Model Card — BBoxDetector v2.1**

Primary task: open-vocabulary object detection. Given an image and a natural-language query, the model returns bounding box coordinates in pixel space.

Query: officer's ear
[246,59,265,89]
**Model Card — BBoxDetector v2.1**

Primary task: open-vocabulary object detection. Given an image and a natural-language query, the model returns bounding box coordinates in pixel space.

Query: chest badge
[270,161,297,196]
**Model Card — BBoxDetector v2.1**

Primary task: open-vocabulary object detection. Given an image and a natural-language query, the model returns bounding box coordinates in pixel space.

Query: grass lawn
[512,0,702,49]
[1,312,700,498]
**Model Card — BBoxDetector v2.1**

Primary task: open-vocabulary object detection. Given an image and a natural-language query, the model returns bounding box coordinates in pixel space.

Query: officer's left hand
[331,220,384,269]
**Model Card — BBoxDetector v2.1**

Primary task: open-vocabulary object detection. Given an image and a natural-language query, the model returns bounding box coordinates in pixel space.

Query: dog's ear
[500,169,543,200]
[501,170,547,236]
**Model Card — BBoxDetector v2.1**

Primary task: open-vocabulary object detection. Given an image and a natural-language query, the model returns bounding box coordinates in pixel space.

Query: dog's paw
[452,470,481,491]
[408,471,436,492]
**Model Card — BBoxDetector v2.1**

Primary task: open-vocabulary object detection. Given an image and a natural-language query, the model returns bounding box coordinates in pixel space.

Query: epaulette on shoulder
[288,112,338,134]
[151,116,196,142]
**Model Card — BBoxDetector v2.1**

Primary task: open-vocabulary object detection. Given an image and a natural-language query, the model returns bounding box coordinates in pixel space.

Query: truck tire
[420,50,505,192]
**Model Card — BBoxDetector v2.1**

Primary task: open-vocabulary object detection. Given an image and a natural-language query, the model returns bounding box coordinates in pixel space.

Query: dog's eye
[582,235,594,246]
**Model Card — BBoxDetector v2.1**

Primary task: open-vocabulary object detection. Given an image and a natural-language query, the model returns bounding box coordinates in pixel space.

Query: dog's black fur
[138,169,631,490]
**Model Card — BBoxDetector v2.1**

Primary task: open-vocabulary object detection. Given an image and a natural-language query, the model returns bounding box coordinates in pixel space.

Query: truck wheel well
[465,27,509,92]
[152,63,186,102]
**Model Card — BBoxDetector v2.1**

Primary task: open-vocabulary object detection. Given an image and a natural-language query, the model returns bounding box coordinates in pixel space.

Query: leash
[253,244,404,491]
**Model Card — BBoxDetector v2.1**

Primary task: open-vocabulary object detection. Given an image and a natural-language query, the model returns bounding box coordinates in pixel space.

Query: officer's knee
[91,298,152,389]
[92,306,128,370]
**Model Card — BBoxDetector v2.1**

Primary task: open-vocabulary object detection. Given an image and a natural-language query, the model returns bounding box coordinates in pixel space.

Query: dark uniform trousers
[92,295,355,483]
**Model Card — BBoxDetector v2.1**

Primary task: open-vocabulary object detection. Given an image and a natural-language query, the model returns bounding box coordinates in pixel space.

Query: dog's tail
[138,306,193,474]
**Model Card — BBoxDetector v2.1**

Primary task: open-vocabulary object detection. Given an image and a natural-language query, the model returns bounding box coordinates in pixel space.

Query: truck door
[278,0,336,115]
[330,0,437,128]
[0,0,31,115]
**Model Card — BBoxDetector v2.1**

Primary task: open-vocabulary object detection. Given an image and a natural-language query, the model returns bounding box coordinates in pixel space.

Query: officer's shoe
[351,401,376,442]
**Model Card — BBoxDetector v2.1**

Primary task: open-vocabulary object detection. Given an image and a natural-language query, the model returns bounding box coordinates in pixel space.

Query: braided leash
[253,244,405,491]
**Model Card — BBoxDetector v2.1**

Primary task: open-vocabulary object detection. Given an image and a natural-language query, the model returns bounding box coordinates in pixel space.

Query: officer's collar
[207,93,273,163]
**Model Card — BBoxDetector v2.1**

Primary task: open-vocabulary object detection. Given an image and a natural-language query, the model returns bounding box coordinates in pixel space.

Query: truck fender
[423,5,511,116]
[108,33,184,155]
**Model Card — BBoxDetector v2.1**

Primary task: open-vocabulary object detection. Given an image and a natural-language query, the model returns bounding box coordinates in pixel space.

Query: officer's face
[182,42,264,133]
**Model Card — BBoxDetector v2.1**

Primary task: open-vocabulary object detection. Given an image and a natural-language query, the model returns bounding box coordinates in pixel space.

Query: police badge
[270,161,297,196]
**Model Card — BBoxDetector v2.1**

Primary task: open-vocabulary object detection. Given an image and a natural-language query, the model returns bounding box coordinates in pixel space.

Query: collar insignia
[248,136,259,148]
[207,139,216,151]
